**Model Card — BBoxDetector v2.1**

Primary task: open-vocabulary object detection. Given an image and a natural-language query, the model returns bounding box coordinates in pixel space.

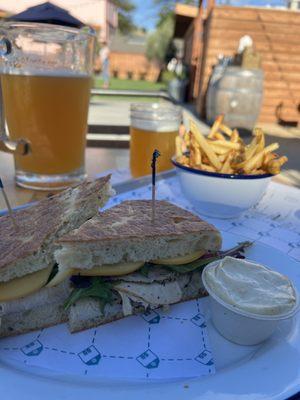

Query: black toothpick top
[151,149,161,223]
[151,149,161,186]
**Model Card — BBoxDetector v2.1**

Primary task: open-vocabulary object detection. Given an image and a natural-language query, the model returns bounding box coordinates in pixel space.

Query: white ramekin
[202,260,300,345]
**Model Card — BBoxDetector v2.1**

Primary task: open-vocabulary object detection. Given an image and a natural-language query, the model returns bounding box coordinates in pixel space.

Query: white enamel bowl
[172,157,273,218]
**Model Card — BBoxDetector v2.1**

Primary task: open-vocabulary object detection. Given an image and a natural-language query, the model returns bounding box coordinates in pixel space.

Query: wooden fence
[109,52,160,82]
[185,5,300,124]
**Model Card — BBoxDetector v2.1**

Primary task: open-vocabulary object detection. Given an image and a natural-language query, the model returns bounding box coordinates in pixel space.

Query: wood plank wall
[184,12,204,100]
[196,6,300,124]
[110,52,160,82]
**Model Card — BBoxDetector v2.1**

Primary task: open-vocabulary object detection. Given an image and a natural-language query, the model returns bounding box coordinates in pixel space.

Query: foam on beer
[1,68,89,78]
[131,118,179,133]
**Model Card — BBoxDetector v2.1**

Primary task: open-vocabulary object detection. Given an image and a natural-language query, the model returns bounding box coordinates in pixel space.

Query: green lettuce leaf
[64,277,114,312]
[46,264,58,284]
[139,263,153,277]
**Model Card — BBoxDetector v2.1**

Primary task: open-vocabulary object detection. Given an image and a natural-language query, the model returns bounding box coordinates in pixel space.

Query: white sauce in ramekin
[204,256,296,316]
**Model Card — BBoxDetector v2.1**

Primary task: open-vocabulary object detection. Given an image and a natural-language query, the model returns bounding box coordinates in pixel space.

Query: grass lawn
[93,76,167,91]
[90,95,167,103]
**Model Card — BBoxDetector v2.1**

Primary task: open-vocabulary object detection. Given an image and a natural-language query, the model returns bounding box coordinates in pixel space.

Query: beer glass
[130,103,181,178]
[0,22,95,190]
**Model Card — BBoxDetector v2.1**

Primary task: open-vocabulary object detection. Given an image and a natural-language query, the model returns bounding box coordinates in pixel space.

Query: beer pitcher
[0,22,95,190]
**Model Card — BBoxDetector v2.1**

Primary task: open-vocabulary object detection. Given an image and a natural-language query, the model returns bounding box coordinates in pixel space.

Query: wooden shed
[175,3,300,124]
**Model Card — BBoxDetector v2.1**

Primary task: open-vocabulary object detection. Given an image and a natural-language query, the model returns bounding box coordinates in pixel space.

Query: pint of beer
[1,73,91,176]
[0,22,95,190]
[130,103,181,178]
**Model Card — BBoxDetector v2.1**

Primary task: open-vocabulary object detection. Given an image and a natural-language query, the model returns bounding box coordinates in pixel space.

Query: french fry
[177,155,189,166]
[249,169,266,175]
[176,117,286,177]
[245,137,259,160]
[208,114,224,138]
[220,151,234,174]
[209,143,231,155]
[190,133,199,148]
[190,134,202,166]
[230,129,239,143]
[220,123,233,137]
[190,120,222,170]
[179,123,185,138]
[202,154,210,164]
[183,131,191,148]
[218,154,227,162]
[242,143,279,174]
[198,164,216,172]
[214,132,226,141]
[267,156,288,175]
[254,127,265,154]
[210,140,241,150]
[263,152,276,169]
[175,136,183,158]
[194,146,202,166]
[190,148,196,167]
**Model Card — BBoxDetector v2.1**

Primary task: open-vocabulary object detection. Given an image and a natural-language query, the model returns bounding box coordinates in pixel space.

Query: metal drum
[206,66,264,130]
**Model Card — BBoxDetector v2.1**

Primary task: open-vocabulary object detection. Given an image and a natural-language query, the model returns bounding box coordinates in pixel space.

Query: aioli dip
[204,256,296,316]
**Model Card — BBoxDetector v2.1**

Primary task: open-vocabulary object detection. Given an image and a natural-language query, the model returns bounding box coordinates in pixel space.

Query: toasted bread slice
[0,281,71,337]
[0,175,112,283]
[56,200,222,270]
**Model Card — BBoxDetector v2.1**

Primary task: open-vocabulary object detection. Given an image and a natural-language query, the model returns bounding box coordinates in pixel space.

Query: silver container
[206,66,264,130]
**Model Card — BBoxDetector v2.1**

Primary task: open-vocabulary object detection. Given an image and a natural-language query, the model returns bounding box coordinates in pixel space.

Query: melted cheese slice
[152,250,206,265]
[46,267,73,288]
[46,262,144,287]
[46,251,206,288]
[0,266,53,302]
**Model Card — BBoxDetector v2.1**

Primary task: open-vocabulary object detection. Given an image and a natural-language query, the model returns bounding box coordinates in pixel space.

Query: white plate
[1,231,300,400]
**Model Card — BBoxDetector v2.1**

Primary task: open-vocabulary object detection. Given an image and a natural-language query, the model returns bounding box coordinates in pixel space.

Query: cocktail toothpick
[151,149,161,223]
[0,178,18,229]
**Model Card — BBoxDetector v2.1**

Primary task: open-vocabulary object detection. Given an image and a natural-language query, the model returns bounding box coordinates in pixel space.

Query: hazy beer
[1,73,91,176]
[0,22,95,189]
[130,103,181,178]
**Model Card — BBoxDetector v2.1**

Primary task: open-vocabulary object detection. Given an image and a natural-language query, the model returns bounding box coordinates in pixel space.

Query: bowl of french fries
[172,115,287,218]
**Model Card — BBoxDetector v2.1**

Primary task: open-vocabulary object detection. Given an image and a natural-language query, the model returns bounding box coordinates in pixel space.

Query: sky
[132,0,160,31]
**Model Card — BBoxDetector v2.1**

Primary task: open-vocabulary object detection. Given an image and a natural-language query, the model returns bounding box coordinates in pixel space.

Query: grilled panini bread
[0,176,112,337]
[56,200,221,269]
[0,175,112,282]
[54,200,222,333]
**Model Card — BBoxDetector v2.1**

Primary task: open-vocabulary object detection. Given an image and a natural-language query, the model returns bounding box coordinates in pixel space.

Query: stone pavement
[89,100,130,126]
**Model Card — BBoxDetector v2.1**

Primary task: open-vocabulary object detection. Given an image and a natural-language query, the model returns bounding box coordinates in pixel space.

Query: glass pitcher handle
[0,37,30,156]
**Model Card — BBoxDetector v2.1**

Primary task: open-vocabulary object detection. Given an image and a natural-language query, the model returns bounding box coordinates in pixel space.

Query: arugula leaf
[64,277,114,312]
[163,256,219,274]
[46,264,58,284]
[139,263,153,277]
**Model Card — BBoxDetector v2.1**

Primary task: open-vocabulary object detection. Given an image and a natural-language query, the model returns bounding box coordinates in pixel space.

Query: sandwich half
[53,200,222,333]
[0,175,112,337]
